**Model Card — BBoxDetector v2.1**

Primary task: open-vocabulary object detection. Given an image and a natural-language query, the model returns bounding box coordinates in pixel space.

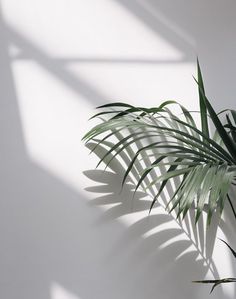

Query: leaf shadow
[83,128,233,297]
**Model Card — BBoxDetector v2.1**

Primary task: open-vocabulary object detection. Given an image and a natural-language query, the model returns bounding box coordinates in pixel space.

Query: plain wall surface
[0,1,236,298]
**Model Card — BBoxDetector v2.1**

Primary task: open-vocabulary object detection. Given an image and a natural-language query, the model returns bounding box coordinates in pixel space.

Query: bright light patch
[11,60,97,192]
[2,0,235,296]
[68,62,199,113]
[51,282,81,299]
[2,0,182,59]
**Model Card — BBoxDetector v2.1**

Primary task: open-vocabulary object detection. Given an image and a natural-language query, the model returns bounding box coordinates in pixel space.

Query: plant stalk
[227,194,236,221]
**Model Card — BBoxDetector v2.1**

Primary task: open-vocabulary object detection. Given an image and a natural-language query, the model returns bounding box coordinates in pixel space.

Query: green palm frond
[83,62,236,225]
[193,239,236,293]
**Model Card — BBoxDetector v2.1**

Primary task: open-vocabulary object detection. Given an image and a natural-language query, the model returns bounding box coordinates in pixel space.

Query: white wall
[0,0,235,298]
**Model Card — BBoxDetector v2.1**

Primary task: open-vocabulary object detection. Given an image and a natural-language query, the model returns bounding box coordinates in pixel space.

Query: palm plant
[83,60,236,293]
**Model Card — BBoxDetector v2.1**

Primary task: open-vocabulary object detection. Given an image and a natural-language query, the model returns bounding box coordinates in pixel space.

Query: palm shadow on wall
[0,8,207,299]
[0,17,145,299]
[2,0,236,297]
[84,126,235,298]
[0,9,213,299]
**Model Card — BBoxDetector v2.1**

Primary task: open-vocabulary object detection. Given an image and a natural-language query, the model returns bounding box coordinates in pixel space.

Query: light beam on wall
[51,282,81,299]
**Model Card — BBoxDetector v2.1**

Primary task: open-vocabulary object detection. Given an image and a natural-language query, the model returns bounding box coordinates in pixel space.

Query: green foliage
[83,61,236,293]
[193,239,236,293]
[83,62,236,226]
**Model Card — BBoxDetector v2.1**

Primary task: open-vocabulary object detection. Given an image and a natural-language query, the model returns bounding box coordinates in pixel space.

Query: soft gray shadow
[0,12,117,299]
[2,0,235,297]
[115,0,236,110]
[5,24,106,107]
[84,134,232,298]
[0,8,205,299]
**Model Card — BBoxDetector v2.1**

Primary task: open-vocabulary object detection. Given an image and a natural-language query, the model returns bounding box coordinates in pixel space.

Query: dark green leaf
[197,59,209,140]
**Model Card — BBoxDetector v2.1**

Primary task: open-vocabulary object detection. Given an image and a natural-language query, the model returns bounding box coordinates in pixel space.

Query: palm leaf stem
[227,194,236,220]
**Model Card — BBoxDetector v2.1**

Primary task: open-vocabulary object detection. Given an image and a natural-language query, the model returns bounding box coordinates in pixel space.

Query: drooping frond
[83,63,236,225]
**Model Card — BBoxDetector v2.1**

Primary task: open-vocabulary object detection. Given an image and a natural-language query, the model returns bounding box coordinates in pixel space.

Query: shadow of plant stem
[83,127,224,286]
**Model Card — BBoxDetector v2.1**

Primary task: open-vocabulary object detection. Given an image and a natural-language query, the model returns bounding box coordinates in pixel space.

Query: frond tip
[193,239,236,293]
